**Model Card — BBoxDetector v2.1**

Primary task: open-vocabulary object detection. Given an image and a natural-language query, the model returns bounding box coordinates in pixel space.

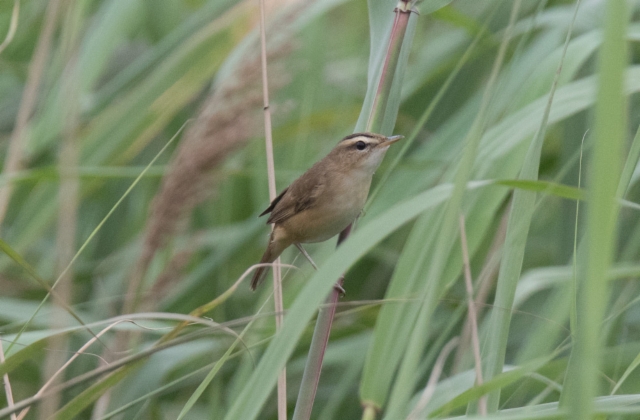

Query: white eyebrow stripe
[341,137,376,147]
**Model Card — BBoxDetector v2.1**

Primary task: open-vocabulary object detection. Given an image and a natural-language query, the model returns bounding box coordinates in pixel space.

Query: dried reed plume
[123,42,293,315]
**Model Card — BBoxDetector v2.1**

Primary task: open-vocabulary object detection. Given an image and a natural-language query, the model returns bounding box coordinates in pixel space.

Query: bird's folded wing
[259,187,288,217]
[266,172,325,225]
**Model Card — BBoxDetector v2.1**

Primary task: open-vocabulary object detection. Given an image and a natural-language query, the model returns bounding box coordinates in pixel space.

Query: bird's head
[330,132,403,173]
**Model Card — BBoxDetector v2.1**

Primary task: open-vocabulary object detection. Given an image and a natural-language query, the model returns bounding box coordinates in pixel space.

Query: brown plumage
[250,132,403,290]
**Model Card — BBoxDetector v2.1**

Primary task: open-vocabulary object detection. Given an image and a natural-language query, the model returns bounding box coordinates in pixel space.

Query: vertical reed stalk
[292,2,415,419]
[258,0,287,418]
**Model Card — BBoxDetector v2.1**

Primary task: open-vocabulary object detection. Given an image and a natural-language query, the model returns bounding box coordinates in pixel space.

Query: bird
[250,132,403,290]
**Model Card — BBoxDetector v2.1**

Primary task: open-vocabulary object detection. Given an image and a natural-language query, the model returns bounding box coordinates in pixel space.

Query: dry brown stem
[458,213,486,415]
[0,0,63,226]
[453,206,509,372]
[0,339,16,420]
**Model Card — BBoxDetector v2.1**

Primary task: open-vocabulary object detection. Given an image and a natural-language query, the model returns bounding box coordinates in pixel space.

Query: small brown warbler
[251,132,403,289]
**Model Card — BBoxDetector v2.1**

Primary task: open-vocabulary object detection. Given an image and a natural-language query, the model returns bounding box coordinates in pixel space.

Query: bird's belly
[282,185,367,243]
[299,207,360,242]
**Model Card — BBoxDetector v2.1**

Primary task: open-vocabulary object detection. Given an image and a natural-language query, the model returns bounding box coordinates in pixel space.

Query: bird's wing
[259,187,288,217]
[293,175,324,214]
[265,170,325,225]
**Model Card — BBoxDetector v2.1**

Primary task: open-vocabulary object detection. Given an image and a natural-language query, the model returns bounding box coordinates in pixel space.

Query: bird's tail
[250,233,288,290]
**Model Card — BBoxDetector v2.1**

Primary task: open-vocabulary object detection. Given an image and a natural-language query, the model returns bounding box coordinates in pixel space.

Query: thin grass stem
[0,339,17,420]
[406,337,459,420]
[458,214,487,415]
[0,0,19,57]
[258,0,286,417]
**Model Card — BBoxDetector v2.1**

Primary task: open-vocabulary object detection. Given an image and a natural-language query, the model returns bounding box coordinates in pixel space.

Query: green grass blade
[53,363,144,420]
[493,180,585,201]
[0,238,97,354]
[382,3,522,417]
[563,1,628,419]
[430,352,563,417]
[6,121,184,350]
[0,337,47,377]
[479,2,580,412]
[616,122,640,198]
[223,184,456,420]
[177,299,268,420]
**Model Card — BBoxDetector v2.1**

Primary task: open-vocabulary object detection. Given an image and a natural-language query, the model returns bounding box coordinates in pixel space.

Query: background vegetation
[0,0,639,419]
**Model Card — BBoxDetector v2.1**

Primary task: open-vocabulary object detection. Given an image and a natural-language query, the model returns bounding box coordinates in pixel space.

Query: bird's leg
[294,243,345,296]
[295,243,318,270]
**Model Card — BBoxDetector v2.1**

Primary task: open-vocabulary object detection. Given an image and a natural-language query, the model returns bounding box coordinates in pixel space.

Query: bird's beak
[385,135,404,145]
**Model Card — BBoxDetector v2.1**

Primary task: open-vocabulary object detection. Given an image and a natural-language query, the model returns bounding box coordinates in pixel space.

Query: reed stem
[292,2,416,419]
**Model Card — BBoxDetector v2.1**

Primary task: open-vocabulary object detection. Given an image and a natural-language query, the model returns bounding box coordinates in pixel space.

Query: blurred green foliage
[1,0,640,419]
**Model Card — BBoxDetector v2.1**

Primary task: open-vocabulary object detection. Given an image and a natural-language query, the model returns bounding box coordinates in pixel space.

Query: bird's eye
[355,141,367,150]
